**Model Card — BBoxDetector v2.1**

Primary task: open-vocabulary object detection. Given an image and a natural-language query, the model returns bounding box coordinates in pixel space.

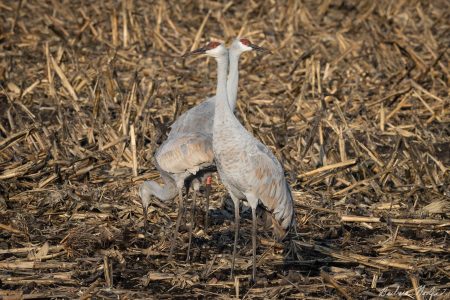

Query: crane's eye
[206,41,221,49]
[240,38,250,46]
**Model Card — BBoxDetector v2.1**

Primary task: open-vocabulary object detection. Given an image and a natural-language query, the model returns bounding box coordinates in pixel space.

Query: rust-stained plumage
[210,39,294,282]
[215,129,295,238]
[181,38,285,281]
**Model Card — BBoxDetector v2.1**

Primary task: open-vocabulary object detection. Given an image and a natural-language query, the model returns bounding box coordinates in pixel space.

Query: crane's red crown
[206,41,221,49]
[240,38,251,46]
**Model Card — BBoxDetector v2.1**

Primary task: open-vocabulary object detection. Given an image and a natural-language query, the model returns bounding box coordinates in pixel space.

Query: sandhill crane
[139,39,268,260]
[139,42,222,260]
[187,41,295,281]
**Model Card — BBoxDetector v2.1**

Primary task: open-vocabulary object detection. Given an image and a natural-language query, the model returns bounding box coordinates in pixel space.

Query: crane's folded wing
[156,132,214,175]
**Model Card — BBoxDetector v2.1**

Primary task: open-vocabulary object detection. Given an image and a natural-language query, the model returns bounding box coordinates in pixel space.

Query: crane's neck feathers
[214,48,244,130]
[215,51,230,111]
[226,50,242,112]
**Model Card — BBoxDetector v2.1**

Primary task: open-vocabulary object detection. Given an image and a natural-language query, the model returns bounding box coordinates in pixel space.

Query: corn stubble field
[0,0,449,299]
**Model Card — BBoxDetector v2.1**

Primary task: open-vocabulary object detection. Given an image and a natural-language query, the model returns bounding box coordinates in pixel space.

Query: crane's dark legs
[204,176,212,230]
[169,189,184,260]
[142,202,148,235]
[186,188,197,261]
[231,195,240,278]
[251,206,257,282]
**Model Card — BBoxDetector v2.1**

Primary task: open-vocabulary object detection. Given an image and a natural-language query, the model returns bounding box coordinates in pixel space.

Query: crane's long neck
[214,53,234,130]
[226,51,241,111]
[216,54,228,105]
[142,170,178,202]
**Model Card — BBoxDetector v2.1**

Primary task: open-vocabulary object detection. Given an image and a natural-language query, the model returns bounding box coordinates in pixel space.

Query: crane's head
[182,41,228,58]
[231,38,271,54]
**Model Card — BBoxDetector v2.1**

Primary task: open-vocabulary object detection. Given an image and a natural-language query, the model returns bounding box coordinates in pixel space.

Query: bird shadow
[185,192,349,281]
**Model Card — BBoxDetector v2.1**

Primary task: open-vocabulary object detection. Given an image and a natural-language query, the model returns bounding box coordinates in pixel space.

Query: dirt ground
[0,0,449,299]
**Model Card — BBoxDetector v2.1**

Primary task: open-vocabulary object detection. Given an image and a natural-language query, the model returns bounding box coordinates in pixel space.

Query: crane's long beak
[182,46,207,58]
[249,43,271,53]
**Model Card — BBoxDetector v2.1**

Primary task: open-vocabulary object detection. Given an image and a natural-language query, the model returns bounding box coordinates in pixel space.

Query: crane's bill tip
[182,47,208,58]
[181,52,192,58]
[250,43,271,53]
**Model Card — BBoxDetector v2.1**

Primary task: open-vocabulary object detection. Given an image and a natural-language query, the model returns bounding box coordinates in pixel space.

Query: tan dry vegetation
[0,0,449,299]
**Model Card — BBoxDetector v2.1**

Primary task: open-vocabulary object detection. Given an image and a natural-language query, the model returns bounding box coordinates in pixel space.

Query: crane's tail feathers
[286,183,298,238]
[270,213,288,241]
[257,208,287,240]
[287,183,296,226]
[270,182,296,241]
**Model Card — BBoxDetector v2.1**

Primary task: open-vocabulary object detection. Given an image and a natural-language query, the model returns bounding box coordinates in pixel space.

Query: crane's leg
[245,193,259,283]
[139,181,152,235]
[204,175,212,230]
[142,201,148,235]
[186,188,197,262]
[169,189,184,260]
[251,205,257,283]
[230,194,240,279]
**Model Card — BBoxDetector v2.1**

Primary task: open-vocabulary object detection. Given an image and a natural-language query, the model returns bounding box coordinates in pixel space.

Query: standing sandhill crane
[171,38,269,231]
[139,39,268,259]
[187,42,295,281]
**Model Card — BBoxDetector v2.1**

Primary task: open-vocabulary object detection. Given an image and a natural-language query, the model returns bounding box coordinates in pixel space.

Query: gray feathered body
[213,99,294,238]
[169,98,215,136]
[156,131,214,178]
[155,97,216,187]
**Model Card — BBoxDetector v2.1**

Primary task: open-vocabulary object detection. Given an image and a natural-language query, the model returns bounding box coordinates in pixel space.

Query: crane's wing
[245,138,294,234]
[212,118,295,237]
[169,98,214,136]
[156,132,214,175]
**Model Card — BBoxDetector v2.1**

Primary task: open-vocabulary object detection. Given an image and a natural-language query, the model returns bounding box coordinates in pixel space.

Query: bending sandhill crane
[139,42,221,260]
[139,39,268,259]
[188,42,295,281]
